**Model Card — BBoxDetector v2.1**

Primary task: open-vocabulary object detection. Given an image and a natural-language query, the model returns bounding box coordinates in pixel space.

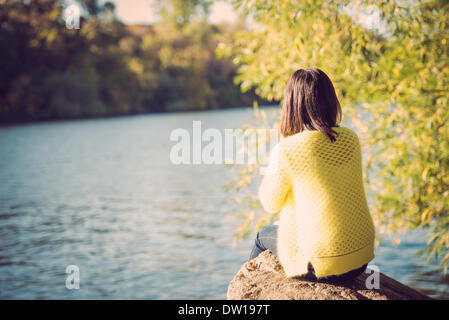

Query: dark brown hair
[280,68,342,142]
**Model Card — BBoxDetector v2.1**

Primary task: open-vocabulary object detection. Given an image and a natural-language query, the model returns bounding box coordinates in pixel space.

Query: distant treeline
[0,0,273,124]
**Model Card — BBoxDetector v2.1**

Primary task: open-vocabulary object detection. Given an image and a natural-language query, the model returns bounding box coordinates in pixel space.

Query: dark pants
[250,225,367,282]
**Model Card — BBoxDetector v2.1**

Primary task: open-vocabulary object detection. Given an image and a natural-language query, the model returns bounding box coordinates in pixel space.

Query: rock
[227,250,431,300]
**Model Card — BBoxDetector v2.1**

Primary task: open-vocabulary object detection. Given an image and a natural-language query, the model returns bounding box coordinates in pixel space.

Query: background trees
[0,0,267,123]
[218,0,449,273]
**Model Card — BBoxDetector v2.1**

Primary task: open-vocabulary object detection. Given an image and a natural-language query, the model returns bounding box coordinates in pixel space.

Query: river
[0,108,447,299]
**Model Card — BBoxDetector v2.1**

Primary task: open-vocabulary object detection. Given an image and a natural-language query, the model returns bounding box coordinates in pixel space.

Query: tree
[0,0,263,122]
[218,0,449,272]
[153,0,213,28]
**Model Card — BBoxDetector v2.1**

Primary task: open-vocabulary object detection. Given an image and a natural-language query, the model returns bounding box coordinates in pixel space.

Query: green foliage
[219,0,449,273]
[42,71,106,118]
[0,0,264,123]
[153,0,213,28]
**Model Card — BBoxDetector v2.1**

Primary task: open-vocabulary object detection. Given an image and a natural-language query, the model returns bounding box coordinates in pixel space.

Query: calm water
[0,108,447,299]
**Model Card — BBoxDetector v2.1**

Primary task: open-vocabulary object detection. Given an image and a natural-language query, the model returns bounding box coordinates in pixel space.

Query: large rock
[227,250,431,300]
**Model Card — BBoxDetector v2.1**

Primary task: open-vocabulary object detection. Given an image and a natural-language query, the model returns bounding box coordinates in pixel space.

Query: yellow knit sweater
[258,126,375,278]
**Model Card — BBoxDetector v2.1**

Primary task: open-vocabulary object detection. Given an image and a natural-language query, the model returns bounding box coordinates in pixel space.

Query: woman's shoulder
[280,126,361,147]
[335,126,361,142]
[277,130,316,157]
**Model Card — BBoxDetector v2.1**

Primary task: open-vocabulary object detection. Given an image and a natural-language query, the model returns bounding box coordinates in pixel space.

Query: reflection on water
[0,109,447,299]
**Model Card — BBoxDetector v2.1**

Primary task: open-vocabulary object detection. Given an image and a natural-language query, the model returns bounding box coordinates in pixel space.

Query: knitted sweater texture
[258,126,375,278]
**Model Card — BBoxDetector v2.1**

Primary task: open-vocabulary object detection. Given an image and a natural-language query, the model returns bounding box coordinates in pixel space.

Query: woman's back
[284,126,374,255]
[252,68,375,279]
[259,126,375,278]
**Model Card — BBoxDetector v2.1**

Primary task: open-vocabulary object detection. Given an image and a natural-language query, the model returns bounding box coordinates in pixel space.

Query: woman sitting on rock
[250,67,375,282]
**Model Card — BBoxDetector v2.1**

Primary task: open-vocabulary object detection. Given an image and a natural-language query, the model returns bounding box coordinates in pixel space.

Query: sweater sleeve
[258,142,291,213]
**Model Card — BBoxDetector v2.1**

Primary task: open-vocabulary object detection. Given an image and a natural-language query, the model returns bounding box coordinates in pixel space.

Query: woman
[250,68,375,282]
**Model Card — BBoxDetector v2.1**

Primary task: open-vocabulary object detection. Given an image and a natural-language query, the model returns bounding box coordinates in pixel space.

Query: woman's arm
[258,142,291,213]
